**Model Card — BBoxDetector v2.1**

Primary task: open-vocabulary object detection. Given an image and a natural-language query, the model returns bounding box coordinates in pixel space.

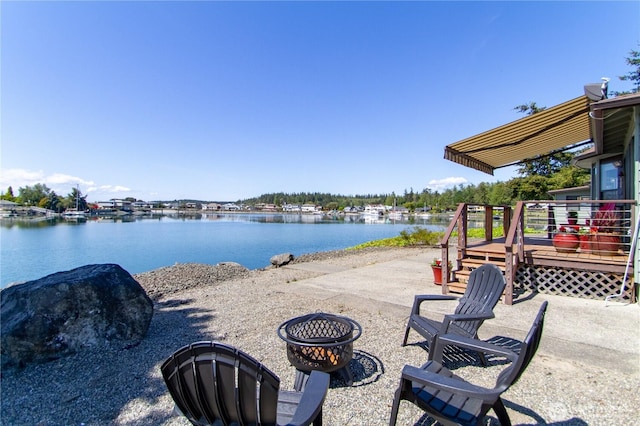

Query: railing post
[518,206,525,260]
[485,205,493,241]
[504,206,512,237]
[441,203,467,295]
[503,201,525,306]
[547,205,556,239]
[459,205,468,248]
[504,249,514,305]
[441,245,449,295]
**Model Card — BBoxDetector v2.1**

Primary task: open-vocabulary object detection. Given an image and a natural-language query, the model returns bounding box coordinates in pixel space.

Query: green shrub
[350,226,442,249]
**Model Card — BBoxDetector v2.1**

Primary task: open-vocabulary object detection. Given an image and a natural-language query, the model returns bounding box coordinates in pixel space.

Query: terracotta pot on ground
[590,233,621,256]
[552,232,580,253]
[431,266,443,285]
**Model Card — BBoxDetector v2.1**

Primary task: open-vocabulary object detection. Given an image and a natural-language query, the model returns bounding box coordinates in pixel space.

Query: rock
[0,264,153,370]
[270,253,294,267]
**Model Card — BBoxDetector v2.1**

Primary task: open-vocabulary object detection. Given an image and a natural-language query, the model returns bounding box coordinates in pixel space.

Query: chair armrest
[401,364,501,403]
[411,294,458,315]
[431,333,519,364]
[288,370,330,426]
[441,312,495,332]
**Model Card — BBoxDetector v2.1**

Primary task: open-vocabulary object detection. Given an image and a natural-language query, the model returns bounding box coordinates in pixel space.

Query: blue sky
[2,1,639,202]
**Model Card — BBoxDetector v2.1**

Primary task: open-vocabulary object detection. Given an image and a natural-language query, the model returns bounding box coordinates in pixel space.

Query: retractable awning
[444,95,592,175]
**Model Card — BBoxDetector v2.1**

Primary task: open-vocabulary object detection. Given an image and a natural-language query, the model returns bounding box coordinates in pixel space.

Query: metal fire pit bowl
[277,312,362,374]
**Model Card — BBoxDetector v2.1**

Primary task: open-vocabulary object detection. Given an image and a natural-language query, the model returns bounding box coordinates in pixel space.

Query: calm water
[0,213,448,287]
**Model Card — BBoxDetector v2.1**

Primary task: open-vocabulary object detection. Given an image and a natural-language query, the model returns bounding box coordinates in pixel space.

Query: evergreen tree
[612,46,640,96]
[17,184,52,206]
[1,186,16,202]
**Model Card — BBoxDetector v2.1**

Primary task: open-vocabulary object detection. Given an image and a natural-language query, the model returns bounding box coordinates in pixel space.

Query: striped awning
[444,96,592,175]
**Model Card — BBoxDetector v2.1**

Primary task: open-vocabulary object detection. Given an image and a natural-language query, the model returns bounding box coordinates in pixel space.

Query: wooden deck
[440,202,637,304]
[449,236,634,303]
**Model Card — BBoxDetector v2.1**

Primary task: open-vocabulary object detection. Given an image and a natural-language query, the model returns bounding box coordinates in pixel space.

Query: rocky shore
[133,247,386,300]
[1,246,638,425]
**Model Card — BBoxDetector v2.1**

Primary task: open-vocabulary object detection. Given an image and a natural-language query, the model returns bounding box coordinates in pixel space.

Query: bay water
[0,213,448,287]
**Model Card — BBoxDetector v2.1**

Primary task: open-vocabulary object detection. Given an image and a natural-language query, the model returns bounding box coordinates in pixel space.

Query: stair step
[459,258,506,269]
[453,258,508,284]
[444,281,466,295]
[461,248,506,262]
[452,269,471,283]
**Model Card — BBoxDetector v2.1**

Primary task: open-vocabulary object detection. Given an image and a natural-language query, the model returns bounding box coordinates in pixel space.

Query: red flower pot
[552,233,579,253]
[431,266,443,285]
[590,233,620,256]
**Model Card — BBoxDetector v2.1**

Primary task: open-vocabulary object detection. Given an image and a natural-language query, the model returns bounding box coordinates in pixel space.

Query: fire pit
[277,312,362,388]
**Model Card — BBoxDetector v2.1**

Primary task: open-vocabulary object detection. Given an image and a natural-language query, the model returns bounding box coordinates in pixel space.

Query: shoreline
[1,246,638,425]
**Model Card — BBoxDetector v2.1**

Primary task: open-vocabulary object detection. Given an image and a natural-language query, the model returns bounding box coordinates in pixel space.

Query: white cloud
[0,168,93,190]
[0,168,45,187]
[0,168,129,199]
[96,185,132,193]
[427,177,469,192]
[47,173,94,187]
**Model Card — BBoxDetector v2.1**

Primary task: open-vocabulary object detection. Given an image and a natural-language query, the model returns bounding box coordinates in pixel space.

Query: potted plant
[589,203,620,255]
[578,226,592,253]
[552,226,580,253]
[430,258,452,285]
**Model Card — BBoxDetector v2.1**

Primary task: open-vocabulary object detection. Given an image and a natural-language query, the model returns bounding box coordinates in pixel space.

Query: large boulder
[270,253,294,267]
[1,264,153,370]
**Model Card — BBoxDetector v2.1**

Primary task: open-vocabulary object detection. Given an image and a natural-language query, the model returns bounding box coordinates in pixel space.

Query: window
[600,158,623,200]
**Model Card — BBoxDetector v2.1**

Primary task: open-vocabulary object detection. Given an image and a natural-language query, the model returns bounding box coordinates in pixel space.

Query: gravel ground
[1,247,638,425]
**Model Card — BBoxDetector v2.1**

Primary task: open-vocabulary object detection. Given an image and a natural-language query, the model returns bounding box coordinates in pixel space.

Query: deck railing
[518,199,636,252]
[440,203,512,294]
[440,200,637,301]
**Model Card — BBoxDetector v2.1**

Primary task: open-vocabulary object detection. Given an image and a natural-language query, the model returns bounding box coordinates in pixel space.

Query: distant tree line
[239,155,589,213]
[0,184,88,213]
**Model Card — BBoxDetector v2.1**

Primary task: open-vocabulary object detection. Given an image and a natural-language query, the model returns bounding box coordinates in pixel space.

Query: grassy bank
[350,225,542,249]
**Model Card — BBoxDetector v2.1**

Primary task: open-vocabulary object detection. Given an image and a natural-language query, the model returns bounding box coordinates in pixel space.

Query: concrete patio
[283,249,639,376]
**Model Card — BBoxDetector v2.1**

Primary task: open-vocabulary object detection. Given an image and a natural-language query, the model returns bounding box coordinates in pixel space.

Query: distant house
[132,201,151,209]
[0,200,18,209]
[203,203,221,211]
[547,185,591,225]
[0,200,18,217]
[96,200,116,209]
[301,204,320,213]
[222,203,241,211]
[262,204,279,211]
[95,199,132,211]
[548,185,591,201]
[467,205,485,214]
[282,204,301,212]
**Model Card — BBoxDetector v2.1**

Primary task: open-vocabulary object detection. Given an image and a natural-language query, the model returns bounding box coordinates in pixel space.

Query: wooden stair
[448,247,507,294]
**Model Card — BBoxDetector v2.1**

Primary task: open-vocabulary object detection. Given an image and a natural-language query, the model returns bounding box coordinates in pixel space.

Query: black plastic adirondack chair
[402,263,506,363]
[390,301,548,426]
[161,341,330,426]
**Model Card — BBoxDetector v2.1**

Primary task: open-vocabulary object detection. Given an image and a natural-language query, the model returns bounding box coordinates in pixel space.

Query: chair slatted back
[161,341,280,426]
[453,263,506,335]
[496,301,548,391]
